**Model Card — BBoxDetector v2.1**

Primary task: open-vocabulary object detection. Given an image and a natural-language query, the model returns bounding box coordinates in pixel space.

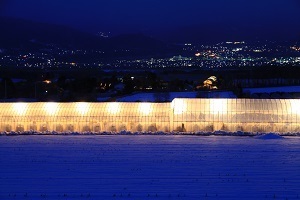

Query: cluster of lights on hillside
[1,41,299,70]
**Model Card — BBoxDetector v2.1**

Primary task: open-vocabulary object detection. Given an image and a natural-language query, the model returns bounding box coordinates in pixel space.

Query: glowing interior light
[13,103,28,115]
[107,103,120,114]
[290,100,300,114]
[76,102,89,115]
[172,99,187,115]
[44,102,58,115]
[210,99,228,114]
[139,103,152,115]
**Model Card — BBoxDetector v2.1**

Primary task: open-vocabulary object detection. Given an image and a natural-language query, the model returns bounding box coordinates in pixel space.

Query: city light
[43,80,51,84]
[2,41,299,70]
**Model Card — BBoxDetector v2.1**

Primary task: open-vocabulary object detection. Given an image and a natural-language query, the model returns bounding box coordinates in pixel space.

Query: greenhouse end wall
[0,99,300,133]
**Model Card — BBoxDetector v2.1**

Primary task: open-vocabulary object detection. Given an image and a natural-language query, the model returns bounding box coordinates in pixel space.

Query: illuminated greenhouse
[0,98,300,133]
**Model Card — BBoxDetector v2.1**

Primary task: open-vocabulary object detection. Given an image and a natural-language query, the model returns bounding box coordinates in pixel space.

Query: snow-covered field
[115,91,236,102]
[0,135,299,199]
[244,86,300,94]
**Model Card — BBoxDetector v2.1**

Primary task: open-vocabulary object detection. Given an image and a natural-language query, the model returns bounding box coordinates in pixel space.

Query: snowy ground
[243,85,300,94]
[0,135,299,199]
[115,91,236,102]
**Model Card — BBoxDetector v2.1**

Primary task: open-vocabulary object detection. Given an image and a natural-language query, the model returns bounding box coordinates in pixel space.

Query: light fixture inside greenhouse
[290,100,300,114]
[107,102,120,114]
[139,103,152,115]
[210,99,227,114]
[13,103,28,115]
[172,99,187,115]
[44,102,58,115]
[76,102,89,115]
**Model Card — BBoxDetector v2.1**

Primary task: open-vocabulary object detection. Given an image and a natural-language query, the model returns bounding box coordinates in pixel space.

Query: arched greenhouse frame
[0,98,299,133]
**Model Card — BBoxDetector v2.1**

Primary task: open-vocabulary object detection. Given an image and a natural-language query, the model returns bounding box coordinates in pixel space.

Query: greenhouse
[0,98,300,133]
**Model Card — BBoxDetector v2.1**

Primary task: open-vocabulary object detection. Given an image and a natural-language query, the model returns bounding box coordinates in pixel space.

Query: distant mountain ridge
[1,16,298,51]
[0,16,103,49]
[108,33,165,50]
[0,16,167,52]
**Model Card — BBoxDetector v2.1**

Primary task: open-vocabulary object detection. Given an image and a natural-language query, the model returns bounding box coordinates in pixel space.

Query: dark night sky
[1,0,300,39]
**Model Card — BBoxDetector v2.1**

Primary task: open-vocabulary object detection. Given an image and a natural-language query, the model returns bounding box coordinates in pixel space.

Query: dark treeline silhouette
[1,65,300,102]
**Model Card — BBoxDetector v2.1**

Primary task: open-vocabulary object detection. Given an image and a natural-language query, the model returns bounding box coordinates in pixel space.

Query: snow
[116,91,236,102]
[255,133,285,140]
[198,91,236,98]
[116,92,198,102]
[96,97,111,102]
[2,130,300,136]
[244,86,300,94]
[0,135,299,199]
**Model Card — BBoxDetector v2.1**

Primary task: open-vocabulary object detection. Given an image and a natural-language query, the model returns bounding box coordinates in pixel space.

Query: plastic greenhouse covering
[1,98,300,133]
